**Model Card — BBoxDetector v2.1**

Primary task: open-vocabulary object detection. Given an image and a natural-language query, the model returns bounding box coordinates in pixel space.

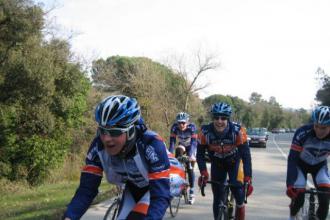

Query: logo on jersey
[145,145,159,163]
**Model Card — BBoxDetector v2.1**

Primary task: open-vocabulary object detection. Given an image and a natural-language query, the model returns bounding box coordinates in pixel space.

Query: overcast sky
[37,0,330,109]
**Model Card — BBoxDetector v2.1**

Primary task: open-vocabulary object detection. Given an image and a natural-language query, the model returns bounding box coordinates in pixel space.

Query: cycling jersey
[197,121,252,178]
[169,123,197,157]
[64,129,171,220]
[287,124,330,187]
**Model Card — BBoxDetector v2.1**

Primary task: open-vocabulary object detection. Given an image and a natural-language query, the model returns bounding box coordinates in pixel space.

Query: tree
[0,0,44,65]
[91,56,205,140]
[0,0,90,185]
[249,92,263,104]
[315,67,330,105]
[165,48,220,111]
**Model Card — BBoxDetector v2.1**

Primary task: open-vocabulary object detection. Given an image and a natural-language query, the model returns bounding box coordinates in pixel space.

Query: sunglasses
[178,121,186,125]
[98,125,132,137]
[213,116,228,121]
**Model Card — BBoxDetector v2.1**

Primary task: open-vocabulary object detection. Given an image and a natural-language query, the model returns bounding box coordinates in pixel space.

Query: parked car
[247,128,268,148]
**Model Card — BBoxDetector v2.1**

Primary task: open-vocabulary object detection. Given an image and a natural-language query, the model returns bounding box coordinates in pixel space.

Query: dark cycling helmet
[176,112,190,123]
[312,106,330,125]
[95,95,141,128]
[210,102,232,117]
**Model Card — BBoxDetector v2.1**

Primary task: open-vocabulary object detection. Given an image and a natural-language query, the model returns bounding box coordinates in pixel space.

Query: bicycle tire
[216,206,228,220]
[169,195,181,217]
[103,199,120,220]
[182,188,189,204]
[227,192,235,219]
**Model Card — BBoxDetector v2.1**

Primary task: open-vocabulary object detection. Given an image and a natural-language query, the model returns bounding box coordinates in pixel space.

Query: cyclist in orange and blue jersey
[286,106,330,220]
[169,112,198,204]
[197,102,253,220]
[63,95,171,220]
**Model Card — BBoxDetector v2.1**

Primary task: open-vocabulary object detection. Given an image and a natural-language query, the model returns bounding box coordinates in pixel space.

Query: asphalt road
[81,133,329,220]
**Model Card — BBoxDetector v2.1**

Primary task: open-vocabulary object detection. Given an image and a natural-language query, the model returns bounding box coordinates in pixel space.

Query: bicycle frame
[103,185,123,220]
[201,180,237,220]
[177,155,191,204]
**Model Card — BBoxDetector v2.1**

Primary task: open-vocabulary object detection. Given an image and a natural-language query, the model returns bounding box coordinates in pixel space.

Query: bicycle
[169,155,190,217]
[103,185,123,220]
[293,188,330,220]
[200,179,249,220]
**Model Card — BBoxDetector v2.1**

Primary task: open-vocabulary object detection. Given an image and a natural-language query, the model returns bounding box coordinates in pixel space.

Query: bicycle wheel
[227,192,235,219]
[170,195,181,217]
[216,206,228,220]
[295,196,309,220]
[103,199,120,220]
[182,188,189,204]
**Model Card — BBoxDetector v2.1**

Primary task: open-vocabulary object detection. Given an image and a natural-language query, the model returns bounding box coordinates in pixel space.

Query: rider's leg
[228,158,245,220]
[289,193,305,217]
[314,164,330,220]
[316,186,330,220]
[290,165,307,217]
[235,204,245,220]
[187,161,195,191]
[211,161,227,220]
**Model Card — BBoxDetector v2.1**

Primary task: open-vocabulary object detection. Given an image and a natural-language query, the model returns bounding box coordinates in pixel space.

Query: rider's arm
[64,138,103,220]
[286,127,305,186]
[169,124,177,153]
[237,128,252,178]
[196,130,207,172]
[187,124,198,158]
[145,135,171,219]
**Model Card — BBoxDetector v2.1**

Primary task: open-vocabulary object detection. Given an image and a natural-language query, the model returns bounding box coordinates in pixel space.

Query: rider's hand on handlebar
[198,170,209,187]
[286,186,305,199]
[244,176,253,197]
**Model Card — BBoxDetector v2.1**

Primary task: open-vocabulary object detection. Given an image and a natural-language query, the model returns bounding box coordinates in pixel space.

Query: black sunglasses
[213,116,228,121]
[178,121,186,125]
[98,126,131,137]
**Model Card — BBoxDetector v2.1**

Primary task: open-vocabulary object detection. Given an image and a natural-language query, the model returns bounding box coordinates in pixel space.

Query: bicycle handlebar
[177,155,190,163]
[303,188,330,195]
[200,179,249,204]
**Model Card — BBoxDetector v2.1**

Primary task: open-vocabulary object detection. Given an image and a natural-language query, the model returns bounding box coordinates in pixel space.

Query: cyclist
[169,112,198,204]
[286,105,330,220]
[63,95,171,220]
[196,102,253,220]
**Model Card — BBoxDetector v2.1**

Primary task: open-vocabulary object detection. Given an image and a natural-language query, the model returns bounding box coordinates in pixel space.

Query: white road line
[272,135,313,187]
[272,135,288,158]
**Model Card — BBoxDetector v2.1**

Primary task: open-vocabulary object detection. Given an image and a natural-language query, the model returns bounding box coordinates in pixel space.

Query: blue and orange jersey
[64,129,171,220]
[169,122,198,157]
[197,121,252,178]
[286,124,330,186]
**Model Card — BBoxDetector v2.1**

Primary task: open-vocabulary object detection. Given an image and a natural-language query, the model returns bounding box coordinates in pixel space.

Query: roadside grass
[0,180,114,220]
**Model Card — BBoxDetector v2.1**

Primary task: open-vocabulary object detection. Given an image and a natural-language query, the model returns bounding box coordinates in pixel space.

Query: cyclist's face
[314,124,330,139]
[178,121,187,131]
[213,115,228,132]
[100,132,127,156]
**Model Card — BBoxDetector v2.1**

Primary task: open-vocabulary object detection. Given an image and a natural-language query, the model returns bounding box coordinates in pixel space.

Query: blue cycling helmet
[95,95,141,128]
[210,102,232,117]
[312,106,330,125]
[176,112,190,123]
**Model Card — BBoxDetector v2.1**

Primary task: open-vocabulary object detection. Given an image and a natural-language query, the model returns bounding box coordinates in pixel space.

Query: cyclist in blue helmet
[169,112,198,204]
[63,95,171,220]
[197,102,253,220]
[286,105,330,220]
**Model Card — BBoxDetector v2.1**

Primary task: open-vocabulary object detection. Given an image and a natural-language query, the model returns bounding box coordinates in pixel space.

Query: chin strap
[118,130,137,158]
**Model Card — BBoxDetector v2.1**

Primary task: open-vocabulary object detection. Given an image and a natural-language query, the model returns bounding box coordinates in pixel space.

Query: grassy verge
[0,180,115,220]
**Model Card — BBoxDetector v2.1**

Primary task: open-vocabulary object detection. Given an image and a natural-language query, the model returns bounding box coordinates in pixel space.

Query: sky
[36,0,330,109]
